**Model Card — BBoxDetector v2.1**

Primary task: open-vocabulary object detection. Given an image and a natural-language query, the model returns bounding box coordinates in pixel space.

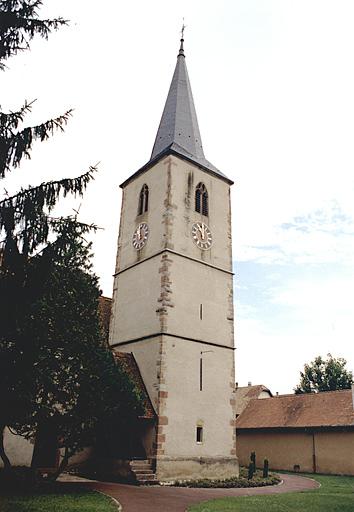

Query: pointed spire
[147,32,230,182]
[150,30,205,163]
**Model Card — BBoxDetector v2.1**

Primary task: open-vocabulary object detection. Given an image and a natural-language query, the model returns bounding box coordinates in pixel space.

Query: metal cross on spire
[179,19,186,56]
[181,19,186,39]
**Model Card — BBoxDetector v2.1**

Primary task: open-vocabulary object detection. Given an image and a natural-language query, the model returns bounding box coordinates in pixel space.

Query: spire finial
[179,19,186,56]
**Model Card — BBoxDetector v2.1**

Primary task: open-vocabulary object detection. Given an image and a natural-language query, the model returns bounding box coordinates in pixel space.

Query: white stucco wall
[1,428,33,467]
[161,336,235,458]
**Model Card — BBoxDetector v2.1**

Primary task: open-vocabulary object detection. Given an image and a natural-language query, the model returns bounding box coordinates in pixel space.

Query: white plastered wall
[1,428,33,467]
[161,337,235,458]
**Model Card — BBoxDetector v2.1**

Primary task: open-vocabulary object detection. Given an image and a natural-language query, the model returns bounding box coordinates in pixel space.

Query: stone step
[138,479,158,486]
[131,465,152,471]
[134,473,157,481]
[132,469,154,475]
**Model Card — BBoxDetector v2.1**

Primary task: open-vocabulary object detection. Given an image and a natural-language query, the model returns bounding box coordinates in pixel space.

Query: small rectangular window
[196,426,203,443]
[199,304,203,320]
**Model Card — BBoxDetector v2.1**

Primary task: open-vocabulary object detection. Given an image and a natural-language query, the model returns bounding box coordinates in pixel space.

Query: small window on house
[195,183,208,216]
[138,184,149,215]
[196,426,203,443]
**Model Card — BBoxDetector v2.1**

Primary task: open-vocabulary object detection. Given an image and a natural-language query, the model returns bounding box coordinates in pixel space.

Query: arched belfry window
[195,183,208,216]
[138,184,149,215]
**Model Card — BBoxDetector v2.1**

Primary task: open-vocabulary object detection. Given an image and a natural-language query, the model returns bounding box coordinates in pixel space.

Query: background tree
[294,353,354,394]
[0,1,143,472]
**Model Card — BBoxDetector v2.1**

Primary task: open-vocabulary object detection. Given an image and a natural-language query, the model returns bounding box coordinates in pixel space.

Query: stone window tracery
[138,184,149,215]
[195,182,208,216]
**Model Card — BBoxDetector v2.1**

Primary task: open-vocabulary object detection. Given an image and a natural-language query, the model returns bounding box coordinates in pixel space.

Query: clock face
[132,222,149,250]
[191,222,212,250]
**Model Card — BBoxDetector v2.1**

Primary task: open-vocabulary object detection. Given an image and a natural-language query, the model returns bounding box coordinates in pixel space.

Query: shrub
[0,467,40,492]
[263,458,269,478]
[173,469,281,488]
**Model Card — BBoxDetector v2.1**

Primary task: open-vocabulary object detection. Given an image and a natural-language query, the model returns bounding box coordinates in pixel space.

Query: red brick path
[78,473,319,512]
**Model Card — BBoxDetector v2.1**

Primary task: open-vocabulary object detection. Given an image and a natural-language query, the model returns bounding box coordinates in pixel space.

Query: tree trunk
[50,447,70,481]
[0,425,12,469]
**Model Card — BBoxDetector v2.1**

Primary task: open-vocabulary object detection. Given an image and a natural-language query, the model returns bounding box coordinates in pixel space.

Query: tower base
[155,456,239,481]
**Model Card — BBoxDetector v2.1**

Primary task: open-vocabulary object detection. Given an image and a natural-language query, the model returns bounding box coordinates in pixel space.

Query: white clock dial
[191,222,212,250]
[132,222,149,250]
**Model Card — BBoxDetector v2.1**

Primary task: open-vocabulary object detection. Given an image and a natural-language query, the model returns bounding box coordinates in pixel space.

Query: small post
[263,458,269,478]
[250,451,256,472]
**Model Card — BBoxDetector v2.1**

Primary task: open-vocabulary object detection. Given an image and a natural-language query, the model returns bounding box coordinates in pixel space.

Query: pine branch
[0,166,96,211]
[0,100,34,131]
[0,166,97,256]
[0,1,67,69]
[0,108,73,177]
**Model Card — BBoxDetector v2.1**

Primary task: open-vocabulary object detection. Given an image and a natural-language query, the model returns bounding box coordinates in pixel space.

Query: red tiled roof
[98,296,112,340]
[113,351,156,420]
[235,385,272,416]
[236,389,354,429]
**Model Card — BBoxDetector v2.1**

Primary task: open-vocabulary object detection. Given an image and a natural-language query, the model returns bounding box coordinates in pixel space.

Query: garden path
[62,472,319,512]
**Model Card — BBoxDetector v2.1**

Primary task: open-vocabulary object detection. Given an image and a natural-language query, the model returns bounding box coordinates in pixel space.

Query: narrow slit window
[200,357,203,391]
[195,183,208,216]
[138,184,149,215]
[199,304,203,320]
[196,426,203,443]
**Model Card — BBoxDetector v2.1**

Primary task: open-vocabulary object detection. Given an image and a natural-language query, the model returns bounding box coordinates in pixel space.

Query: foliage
[187,474,354,512]
[0,0,143,474]
[174,468,280,488]
[262,458,269,479]
[0,0,66,70]
[3,224,143,475]
[0,466,39,492]
[294,354,354,394]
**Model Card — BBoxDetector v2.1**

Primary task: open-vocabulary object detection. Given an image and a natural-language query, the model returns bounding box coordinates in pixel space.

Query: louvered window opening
[195,183,208,216]
[138,184,149,215]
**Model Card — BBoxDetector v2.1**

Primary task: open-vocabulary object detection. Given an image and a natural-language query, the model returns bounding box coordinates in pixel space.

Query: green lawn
[188,474,354,512]
[0,490,117,512]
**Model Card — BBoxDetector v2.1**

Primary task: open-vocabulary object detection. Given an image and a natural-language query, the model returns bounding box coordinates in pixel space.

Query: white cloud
[236,200,354,266]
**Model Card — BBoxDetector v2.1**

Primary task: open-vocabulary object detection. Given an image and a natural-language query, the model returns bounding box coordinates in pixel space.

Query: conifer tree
[0,1,143,472]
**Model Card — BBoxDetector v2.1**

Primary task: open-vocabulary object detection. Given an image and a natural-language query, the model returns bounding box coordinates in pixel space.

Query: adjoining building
[235,383,272,418]
[236,386,354,475]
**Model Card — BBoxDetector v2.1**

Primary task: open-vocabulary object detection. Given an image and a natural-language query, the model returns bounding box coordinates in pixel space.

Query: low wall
[237,429,354,475]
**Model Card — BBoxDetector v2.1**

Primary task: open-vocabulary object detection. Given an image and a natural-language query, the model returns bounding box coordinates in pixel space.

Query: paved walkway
[68,473,319,512]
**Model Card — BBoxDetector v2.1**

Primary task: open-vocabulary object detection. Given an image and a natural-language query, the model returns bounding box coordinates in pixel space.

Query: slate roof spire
[149,32,229,180]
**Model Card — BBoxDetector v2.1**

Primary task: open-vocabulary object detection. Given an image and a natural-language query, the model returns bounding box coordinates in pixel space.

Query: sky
[2,0,354,394]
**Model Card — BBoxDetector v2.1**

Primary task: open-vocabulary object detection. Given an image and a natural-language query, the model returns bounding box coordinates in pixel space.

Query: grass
[187,474,354,512]
[0,489,117,512]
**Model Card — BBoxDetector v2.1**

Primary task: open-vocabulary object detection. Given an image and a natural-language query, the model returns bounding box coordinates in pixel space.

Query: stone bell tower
[109,35,238,480]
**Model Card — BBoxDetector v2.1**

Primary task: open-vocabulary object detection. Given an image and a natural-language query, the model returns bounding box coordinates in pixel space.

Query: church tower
[109,35,238,480]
